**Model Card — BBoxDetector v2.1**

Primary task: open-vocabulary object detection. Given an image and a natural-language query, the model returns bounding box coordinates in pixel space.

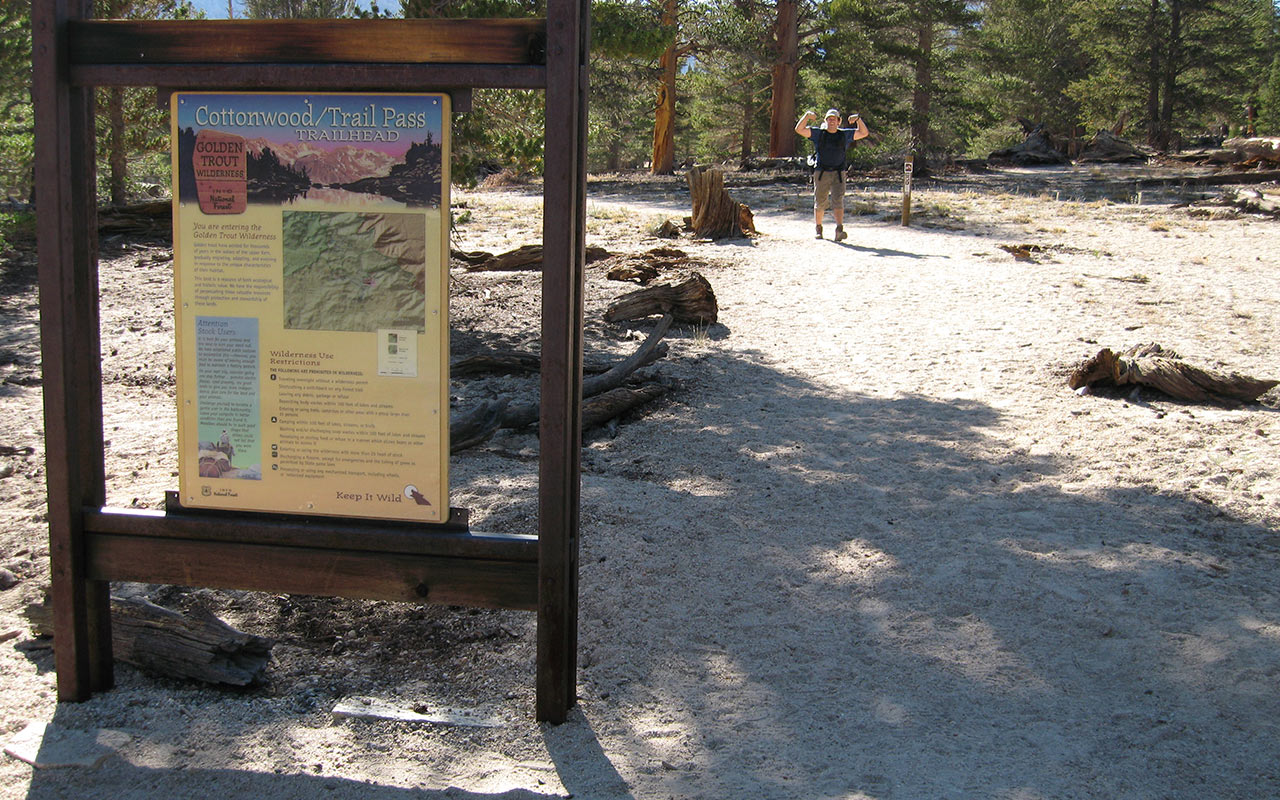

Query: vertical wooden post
[901,154,914,227]
[32,0,114,700]
[537,0,588,722]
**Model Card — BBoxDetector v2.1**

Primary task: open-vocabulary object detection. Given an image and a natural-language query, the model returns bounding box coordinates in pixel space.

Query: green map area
[282,211,427,333]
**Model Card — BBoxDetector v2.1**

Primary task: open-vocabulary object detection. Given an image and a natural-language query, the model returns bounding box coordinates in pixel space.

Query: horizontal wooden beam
[69,19,546,65]
[70,63,545,91]
[85,505,538,563]
[86,533,539,611]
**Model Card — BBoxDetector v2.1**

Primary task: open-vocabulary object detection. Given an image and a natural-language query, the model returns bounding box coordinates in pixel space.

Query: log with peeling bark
[687,166,756,239]
[1069,343,1278,406]
[450,398,508,453]
[452,244,610,272]
[449,316,674,450]
[25,596,272,686]
[604,272,717,325]
[582,383,669,429]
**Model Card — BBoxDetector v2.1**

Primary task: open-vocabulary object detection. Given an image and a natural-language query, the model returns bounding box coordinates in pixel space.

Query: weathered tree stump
[25,596,273,686]
[1069,343,1278,405]
[687,166,756,239]
[604,272,717,325]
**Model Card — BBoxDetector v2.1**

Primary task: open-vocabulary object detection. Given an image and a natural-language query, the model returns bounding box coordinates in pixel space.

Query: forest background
[1,0,1279,226]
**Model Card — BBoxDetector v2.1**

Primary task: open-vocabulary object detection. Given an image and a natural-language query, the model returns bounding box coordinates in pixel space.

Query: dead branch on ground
[1069,343,1278,406]
[450,315,674,451]
[451,244,611,272]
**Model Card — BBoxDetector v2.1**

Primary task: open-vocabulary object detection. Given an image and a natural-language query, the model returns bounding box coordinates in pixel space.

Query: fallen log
[687,166,756,239]
[452,244,611,272]
[1223,136,1280,167]
[24,595,272,686]
[1223,188,1280,217]
[604,272,717,325]
[1069,343,1278,405]
[604,246,700,286]
[451,343,670,378]
[1077,129,1149,163]
[450,316,674,450]
[450,398,508,453]
[988,121,1070,166]
[582,383,669,430]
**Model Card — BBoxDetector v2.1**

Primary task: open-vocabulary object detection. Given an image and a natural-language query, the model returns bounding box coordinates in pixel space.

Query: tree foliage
[0,0,32,200]
[1068,0,1276,147]
[5,0,1279,200]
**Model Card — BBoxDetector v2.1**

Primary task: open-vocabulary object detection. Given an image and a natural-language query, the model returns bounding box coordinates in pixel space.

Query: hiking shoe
[815,225,823,239]
[834,227,848,242]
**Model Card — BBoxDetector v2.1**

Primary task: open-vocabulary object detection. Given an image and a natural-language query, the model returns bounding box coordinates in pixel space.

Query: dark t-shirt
[808,126,857,170]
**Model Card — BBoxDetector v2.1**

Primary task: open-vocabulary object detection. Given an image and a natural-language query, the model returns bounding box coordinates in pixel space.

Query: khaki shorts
[814,170,845,212]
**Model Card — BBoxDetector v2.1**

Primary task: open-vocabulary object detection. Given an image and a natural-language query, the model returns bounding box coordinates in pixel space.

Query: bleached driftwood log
[1069,343,1278,405]
[604,272,718,325]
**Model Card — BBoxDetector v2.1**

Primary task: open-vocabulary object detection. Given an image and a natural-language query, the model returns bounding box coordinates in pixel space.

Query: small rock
[0,568,19,591]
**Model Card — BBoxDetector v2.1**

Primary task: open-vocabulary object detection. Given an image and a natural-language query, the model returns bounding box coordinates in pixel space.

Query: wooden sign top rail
[69,19,547,65]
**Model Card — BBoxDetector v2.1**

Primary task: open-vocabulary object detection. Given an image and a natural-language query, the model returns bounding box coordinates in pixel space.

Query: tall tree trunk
[767,0,799,157]
[1158,0,1181,151]
[650,0,677,175]
[108,87,126,206]
[910,20,933,153]
[105,0,127,206]
[607,137,622,172]
[1145,0,1161,147]
[740,89,753,161]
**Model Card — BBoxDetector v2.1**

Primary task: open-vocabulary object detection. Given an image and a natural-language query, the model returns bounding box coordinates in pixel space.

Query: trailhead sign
[171,92,451,522]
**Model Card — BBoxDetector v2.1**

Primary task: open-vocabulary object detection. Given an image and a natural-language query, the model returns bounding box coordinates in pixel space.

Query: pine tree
[833,0,979,157]
[1259,54,1280,135]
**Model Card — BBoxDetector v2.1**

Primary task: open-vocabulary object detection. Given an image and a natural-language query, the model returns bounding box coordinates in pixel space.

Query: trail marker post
[902,154,914,226]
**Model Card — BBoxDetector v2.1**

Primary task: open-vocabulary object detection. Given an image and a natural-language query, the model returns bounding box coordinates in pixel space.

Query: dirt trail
[2,170,1279,799]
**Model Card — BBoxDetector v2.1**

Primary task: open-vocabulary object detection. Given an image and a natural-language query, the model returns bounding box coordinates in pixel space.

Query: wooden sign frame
[32,2,587,723]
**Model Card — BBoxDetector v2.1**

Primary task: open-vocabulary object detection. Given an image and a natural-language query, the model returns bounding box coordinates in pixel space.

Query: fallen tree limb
[452,244,610,272]
[25,596,272,686]
[450,316,674,450]
[1069,343,1278,405]
[582,383,669,429]
[604,273,717,325]
[450,399,508,453]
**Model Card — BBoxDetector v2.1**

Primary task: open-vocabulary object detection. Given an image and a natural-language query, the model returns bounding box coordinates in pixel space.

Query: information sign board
[171,92,451,521]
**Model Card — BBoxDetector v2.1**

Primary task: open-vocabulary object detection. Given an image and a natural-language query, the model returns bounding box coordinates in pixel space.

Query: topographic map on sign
[282,211,427,333]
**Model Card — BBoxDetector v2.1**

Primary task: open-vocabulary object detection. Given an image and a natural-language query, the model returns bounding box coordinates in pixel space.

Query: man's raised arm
[795,111,817,139]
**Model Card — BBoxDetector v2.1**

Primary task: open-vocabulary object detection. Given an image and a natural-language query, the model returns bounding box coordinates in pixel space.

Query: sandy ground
[1,165,1279,799]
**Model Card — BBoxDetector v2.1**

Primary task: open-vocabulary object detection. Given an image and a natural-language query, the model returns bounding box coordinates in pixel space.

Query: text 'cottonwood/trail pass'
[171,92,452,523]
